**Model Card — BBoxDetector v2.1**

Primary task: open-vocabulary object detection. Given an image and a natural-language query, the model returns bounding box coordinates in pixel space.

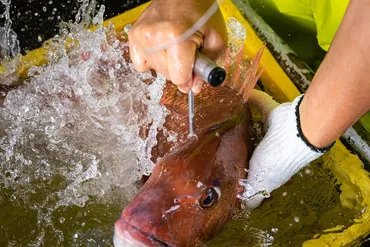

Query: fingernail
[192,80,203,94]
[178,86,190,94]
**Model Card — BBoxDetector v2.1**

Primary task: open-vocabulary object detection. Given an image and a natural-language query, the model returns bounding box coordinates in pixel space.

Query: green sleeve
[266,0,349,51]
[311,0,350,51]
[310,0,370,132]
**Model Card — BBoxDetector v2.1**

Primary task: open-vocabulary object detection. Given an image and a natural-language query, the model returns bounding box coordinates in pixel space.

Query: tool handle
[193,51,226,87]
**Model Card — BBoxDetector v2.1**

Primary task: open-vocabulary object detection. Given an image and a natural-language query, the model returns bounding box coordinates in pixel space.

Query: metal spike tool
[189,52,226,135]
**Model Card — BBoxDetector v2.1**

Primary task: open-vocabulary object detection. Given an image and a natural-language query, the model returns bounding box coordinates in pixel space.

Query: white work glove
[241,90,334,210]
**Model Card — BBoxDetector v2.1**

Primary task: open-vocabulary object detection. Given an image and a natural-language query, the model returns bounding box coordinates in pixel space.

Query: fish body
[114,47,265,247]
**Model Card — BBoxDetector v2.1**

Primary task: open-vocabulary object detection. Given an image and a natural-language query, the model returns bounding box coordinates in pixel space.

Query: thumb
[240,127,278,211]
[249,89,280,124]
[242,194,265,211]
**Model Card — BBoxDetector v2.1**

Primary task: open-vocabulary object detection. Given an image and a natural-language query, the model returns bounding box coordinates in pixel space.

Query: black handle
[193,52,226,87]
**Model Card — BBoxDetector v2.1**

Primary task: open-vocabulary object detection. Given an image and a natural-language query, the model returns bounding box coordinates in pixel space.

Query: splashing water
[226,17,246,57]
[0,0,20,61]
[0,2,171,245]
[74,0,98,27]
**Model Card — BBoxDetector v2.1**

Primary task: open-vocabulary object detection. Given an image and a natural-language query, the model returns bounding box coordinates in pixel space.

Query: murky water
[207,158,359,246]
[0,1,363,247]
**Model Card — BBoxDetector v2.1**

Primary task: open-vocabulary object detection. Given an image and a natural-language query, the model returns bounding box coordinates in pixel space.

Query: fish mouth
[114,218,171,247]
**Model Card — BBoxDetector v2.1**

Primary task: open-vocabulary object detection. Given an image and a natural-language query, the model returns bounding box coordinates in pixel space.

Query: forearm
[300,0,370,148]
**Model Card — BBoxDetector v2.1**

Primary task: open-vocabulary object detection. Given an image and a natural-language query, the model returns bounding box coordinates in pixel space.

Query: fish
[113,44,265,247]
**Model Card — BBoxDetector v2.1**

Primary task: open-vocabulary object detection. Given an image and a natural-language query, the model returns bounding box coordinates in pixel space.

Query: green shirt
[257,0,350,51]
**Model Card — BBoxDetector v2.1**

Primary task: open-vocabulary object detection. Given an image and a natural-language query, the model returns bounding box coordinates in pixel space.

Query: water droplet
[124,24,132,34]
[304,168,312,175]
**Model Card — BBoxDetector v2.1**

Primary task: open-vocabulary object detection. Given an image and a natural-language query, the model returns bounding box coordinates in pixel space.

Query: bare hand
[128,0,227,94]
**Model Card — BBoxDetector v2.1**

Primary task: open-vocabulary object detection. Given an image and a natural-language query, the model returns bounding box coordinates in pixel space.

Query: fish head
[114,112,251,247]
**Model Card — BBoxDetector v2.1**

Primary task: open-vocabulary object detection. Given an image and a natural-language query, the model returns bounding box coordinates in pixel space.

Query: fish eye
[199,187,219,209]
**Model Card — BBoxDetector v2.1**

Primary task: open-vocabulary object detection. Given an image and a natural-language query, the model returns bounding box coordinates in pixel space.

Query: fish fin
[221,45,265,102]
[223,47,231,74]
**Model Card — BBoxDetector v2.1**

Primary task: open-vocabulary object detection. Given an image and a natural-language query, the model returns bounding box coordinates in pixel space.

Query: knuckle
[129,24,149,46]
[140,25,155,41]
[165,22,186,39]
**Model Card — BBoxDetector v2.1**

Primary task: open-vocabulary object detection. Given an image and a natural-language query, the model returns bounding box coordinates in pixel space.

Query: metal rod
[188,90,195,135]
[188,52,226,135]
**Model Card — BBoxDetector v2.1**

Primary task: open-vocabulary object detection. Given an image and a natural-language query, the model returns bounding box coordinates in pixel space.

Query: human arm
[243,0,370,209]
[300,0,370,148]
[128,0,227,94]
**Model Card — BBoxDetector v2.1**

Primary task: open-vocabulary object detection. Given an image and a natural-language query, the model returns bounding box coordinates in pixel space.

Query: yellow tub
[1,0,370,246]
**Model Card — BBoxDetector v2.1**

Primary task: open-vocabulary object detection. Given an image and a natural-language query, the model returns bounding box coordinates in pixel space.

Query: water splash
[0,0,20,61]
[0,2,169,245]
[226,17,246,57]
[1,24,168,193]
[74,0,98,27]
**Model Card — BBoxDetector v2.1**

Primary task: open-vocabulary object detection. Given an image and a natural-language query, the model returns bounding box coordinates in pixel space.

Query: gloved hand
[128,0,227,94]
[241,90,334,210]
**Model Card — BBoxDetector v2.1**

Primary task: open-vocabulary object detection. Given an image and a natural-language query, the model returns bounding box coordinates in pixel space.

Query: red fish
[114,46,265,247]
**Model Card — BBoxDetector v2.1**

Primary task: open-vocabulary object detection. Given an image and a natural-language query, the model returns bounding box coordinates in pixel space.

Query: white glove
[241,90,334,210]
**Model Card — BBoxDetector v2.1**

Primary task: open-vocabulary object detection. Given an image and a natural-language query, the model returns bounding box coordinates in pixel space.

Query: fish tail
[222,45,265,102]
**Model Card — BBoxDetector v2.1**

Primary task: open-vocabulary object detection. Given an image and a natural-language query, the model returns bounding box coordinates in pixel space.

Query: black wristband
[295,95,335,153]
